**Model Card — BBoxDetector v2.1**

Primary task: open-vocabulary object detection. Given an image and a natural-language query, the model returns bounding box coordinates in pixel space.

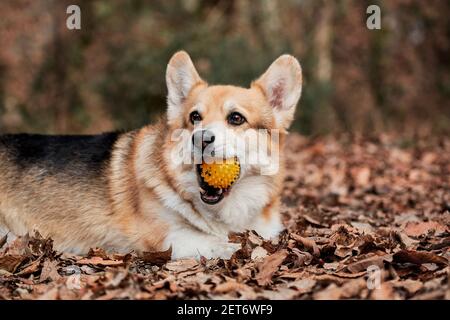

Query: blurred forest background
[0,0,448,136]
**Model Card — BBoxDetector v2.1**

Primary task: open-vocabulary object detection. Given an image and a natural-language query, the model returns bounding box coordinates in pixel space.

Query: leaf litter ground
[0,134,449,300]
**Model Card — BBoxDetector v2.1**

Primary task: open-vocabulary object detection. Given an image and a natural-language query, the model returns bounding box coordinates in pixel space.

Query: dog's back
[0,133,120,176]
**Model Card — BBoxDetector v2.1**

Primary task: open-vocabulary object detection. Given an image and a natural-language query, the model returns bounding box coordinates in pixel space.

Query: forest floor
[0,134,449,300]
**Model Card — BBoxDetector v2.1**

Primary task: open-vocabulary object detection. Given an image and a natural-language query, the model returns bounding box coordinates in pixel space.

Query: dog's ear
[166,51,205,124]
[253,55,302,129]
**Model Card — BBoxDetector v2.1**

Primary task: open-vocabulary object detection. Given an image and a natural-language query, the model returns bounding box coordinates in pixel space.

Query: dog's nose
[192,130,215,149]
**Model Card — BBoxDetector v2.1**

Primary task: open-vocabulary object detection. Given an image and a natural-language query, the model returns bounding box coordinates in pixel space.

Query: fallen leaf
[323,262,340,271]
[351,222,374,234]
[371,282,399,300]
[393,250,448,266]
[303,214,327,227]
[403,221,448,238]
[142,247,172,265]
[291,248,313,266]
[313,283,341,300]
[0,255,26,273]
[6,235,31,256]
[395,231,420,248]
[76,256,124,266]
[214,281,251,294]
[259,288,299,300]
[333,270,368,278]
[103,269,128,287]
[256,249,288,286]
[287,278,316,294]
[16,258,42,276]
[40,259,61,282]
[164,259,198,273]
[247,231,263,246]
[291,234,320,256]
[392,279,423,295]
[87,247,109,260]
[347,254,393,273]
[334,245,355,258]
[351,167,371,186]
[422,263,439,271]
[80,265,97,275]
[37,286,59,300]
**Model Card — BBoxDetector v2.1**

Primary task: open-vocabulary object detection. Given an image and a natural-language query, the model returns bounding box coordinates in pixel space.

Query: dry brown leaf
[351,167,371,186]
[165,259,199,273]
[351,222,374,234]
[87,247,110,260]
[333,270,369,278]
[142,247,172,265]
[259,288,299,300]
[40,259,61,282]
[214,281,251,294]
[256,249,288,286]
[347,254,393,273]
[291,248,313,266]
[287,278,316,294]
[291,234,320,256]
[334,245,355,258]
[247,231,263,246]
[228,232,245,244]
[396,231,420,248]
[6,235,31,256]
[303,214,327,227]
[103,269,128,287]
[323,262,340,271]
[392,279,423,295]
[313,283,342,300]
[393,250,448,266]
[16,258,42,276]
[76,256,124,266]
[403,221,448,238]
[371,282,400,300]
[0,254,26,273]
[37,286,59,300]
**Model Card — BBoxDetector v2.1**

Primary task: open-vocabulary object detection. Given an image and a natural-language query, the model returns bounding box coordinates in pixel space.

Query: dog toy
[200,158,240,189]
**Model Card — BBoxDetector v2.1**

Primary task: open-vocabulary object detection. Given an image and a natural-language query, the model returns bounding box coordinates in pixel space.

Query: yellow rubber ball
[200,158,240,189]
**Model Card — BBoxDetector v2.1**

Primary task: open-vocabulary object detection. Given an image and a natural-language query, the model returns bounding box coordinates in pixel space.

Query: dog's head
[163,51,302,226]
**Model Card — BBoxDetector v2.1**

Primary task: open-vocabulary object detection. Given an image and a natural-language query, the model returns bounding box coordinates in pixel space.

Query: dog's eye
[189,111,202,124]
[227,112,246,126]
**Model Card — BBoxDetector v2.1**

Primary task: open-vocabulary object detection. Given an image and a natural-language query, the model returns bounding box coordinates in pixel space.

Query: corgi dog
[0,51,302,259]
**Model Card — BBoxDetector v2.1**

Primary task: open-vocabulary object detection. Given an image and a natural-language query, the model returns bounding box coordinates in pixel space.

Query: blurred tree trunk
[315,1,332,83]
[51,1,69,132]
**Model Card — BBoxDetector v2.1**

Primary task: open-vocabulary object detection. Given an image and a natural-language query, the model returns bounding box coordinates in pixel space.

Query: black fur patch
[0,132,122,176]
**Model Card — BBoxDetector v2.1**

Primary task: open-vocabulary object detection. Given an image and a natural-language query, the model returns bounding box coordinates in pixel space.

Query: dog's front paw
[171,240,240,260]
[207,242,241,260]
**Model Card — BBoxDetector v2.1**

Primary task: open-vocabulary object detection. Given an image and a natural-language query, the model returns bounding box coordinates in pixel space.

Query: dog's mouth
[196,160,240,205]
